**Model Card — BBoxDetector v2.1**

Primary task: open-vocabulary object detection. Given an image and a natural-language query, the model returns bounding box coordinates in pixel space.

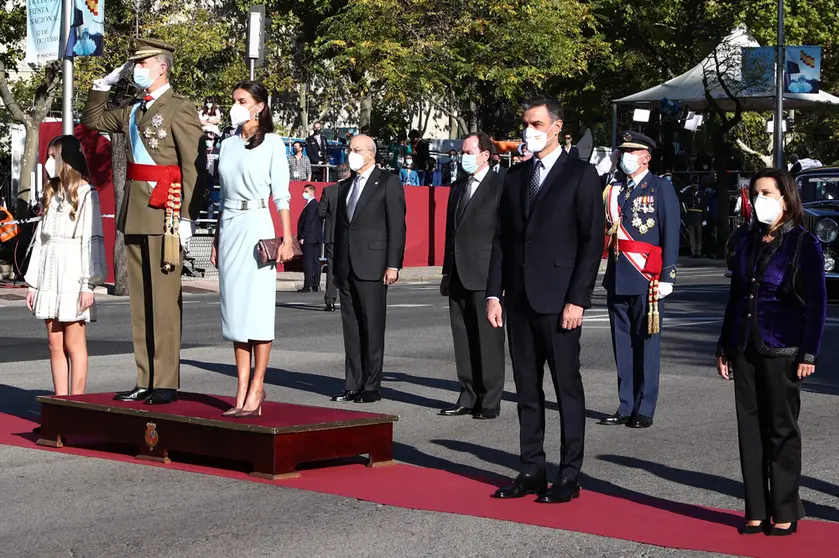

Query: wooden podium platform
[36,393,398,479]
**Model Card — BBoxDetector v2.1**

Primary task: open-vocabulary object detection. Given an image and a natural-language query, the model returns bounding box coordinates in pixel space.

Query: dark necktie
[456,177,476,223]
[347,175,362,219]
[528,160,543,205]
[140,95,153,112]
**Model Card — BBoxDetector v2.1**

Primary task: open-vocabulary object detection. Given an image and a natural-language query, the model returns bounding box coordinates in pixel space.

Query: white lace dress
[25,184,108,323]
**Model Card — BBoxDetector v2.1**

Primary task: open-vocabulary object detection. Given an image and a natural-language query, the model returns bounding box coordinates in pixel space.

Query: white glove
[93,62,131,91]
[658,282,674,299]
[179,219,196,251]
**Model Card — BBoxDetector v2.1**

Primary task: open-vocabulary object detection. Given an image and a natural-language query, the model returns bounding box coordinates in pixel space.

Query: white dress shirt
[533,145,563,188]
[466,165,491,198]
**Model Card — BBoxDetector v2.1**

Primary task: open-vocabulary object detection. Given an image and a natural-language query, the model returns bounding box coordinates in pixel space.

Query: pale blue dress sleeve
[270,135,291,211]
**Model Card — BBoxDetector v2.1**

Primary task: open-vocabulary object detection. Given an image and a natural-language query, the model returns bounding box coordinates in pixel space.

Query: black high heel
[769,521,797,536]
[738,521,764,535]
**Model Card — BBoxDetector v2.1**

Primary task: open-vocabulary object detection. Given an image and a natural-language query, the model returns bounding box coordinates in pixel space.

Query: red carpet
[1,410,836,557]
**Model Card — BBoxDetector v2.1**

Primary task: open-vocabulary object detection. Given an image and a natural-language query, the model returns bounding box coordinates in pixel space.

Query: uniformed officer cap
[618,130,656,152]
[129,38,176,61]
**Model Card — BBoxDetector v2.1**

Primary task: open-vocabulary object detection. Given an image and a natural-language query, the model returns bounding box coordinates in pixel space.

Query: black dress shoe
[439,405,473,417]
[473,408,499,420]
[491,472,547,499]
[144,389,178,405]
[114,387,153,402]
[535,477,581,503]
[738,521,765,535]
[769,521,798,536]
[627,415,654,428]
[324,302,336,312]
[598,412,631,426]
[330,390,361,402]
[297,287,313,293]
[354,391,382,404]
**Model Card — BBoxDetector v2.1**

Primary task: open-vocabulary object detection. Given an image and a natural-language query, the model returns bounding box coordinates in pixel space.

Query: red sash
[126,162,182,209]
[616,240,662,277]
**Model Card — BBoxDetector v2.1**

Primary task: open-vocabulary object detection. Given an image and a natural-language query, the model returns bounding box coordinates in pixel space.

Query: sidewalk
[0,259,614,301]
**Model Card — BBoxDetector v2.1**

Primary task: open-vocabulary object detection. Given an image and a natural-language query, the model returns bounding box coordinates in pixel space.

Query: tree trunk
[17,123,40,209]
[298,82,309,136]
[111,133,129,295]
[468,100,478,134]
[359,93,373,129]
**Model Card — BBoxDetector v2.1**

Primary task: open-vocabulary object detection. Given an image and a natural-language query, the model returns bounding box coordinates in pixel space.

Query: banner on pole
[741,47,775,95]
[785,46,821,94]
[25,0,62,63]
[65,0,105,57]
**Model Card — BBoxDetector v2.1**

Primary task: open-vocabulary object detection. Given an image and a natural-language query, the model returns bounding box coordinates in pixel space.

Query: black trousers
[448,271,506,412]
[302,242,321,289]
[339,272,388,392]
[733,345,805,523]
[507,296,585,481]
[323,243,337,304]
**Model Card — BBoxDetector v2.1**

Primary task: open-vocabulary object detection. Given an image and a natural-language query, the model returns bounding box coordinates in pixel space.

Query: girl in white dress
[25,135,108,395]
[211,81,294,417]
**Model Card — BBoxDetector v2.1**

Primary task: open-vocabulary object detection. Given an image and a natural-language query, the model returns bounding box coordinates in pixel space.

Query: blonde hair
[42,135,91,221]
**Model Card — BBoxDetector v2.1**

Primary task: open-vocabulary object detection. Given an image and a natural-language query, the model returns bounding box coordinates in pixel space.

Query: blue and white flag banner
[25,0,62,64]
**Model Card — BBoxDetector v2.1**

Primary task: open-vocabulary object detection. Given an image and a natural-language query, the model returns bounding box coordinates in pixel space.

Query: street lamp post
[61,0,74,135]
[774,0,785,168]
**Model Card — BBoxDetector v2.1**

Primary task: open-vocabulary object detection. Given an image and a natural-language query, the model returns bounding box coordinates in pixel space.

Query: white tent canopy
[613,26,839,111]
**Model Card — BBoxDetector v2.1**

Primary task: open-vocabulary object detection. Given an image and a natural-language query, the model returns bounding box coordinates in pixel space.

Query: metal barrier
[183,233,217,280]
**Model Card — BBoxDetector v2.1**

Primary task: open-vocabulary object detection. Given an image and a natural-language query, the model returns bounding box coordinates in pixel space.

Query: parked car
[796,166,839,279]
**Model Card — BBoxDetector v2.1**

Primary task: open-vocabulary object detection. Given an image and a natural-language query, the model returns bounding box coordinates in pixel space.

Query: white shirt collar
[147,83,170,101]
[628,169,649,185]
[357,165,375,183]
[535,145,563,174]
[471,165,490,184]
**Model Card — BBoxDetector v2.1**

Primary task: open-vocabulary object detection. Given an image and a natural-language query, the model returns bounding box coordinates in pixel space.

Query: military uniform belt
[616,239,663,276]
[126,162,182,209]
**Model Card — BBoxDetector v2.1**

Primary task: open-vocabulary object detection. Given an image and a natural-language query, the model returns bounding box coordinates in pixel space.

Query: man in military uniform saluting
[82,39,206,405]
[599,132,679,428]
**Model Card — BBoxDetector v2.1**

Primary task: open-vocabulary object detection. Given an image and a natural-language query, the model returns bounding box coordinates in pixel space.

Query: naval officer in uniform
[82,39,206,405]
[600,131,680,428]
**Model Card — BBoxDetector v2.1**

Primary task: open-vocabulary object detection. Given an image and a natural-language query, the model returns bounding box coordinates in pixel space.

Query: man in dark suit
[297,184,323,292]
[332,134,406,404]
[487,95,603,504]
[562,133,580,159]
[490,153,508,182]
[440,132,506,420]
[318,164,350,311]
[306,121,328,181]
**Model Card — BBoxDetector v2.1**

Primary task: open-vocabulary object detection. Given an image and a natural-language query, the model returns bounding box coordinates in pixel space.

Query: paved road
[1,260,838,557]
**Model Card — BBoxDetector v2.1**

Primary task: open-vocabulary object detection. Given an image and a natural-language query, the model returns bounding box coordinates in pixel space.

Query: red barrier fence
[38,123,451,278]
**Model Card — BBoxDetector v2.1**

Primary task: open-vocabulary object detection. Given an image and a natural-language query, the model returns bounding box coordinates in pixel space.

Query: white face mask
[460,153,479,174]
[302,192,311,201]
[620,153,641,175]
[44,157,57,179]
[523,127,551,154]
[348,151,365,171]
[230,104,257,127]
[133,67,154,89]
[753,195,784,225]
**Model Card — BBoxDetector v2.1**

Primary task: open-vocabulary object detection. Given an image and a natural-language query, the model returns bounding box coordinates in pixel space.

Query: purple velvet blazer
[717,221,826,364]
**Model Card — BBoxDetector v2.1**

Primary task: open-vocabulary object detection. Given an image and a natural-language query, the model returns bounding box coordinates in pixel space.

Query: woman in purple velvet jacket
[716,168,826,537]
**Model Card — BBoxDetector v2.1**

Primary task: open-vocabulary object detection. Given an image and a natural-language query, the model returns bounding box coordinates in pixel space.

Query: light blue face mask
[133,67,154,89]
[461,153,479,174]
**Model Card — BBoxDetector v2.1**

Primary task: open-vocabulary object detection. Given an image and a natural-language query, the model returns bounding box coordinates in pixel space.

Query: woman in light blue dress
[211,81,294,417]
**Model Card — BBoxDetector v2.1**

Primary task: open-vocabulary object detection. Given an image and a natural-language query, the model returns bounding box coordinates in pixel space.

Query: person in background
[288,140,312,182]
[331,134,406,404]
[25,135,108,396]
[489,153,507,181]
[318,163,350,311]
[511,154,522,166]
[681,175,706,258]
[439,132,506,420]
[788,154,802,176]
[306,121,328,181]
[562,133,579,159]
[199,97,221,127]
[204,125,222,220]
[443,150,459,186]
[518,142,533,162]
[703,180,717,257]
[211,81,294,417]
[408,129,429,171]
[297,184,323,293]
[717,168,826,537]
[400,157,420,186]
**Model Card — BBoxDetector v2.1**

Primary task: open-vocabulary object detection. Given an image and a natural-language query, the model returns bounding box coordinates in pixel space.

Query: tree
[0,1,63,217]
